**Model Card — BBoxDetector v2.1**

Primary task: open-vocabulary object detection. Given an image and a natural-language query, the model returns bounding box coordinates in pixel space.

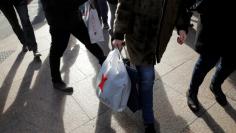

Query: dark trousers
[0,2,25,45]
[95,0,108,24]
[49,21,105,83]
[0,1,38,51]
[188,54,236,96]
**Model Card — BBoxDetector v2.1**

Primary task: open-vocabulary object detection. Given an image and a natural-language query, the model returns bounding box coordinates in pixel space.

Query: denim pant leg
[188,54,220,96]
[0,3,25,45]
[97,0,108,24]
[136,65,155,124]
[14,2,38,51]
[211,56,236,88]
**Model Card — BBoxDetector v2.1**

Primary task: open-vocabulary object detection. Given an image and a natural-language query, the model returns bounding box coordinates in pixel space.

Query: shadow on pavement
[0,52,26,114]
[0,37,80,132]
[31,0,46,30]
[185,27,197,50]
[62,36,80,84]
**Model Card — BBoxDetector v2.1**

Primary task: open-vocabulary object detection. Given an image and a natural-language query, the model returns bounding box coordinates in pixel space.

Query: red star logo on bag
[98,74,108,92]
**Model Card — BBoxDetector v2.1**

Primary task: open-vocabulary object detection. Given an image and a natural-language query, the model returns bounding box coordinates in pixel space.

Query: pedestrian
[186,0,236,112]
[40,0,106,92]
[94,0,109,29]
[0,0,41,57]
[112,0,189,132]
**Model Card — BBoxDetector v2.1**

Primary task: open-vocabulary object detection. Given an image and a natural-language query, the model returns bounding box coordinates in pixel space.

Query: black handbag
[123,59,141,113]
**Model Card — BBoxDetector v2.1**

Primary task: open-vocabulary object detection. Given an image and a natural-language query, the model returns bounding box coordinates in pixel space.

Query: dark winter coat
[190,0,234,56]
[11,0,27,5]
[107,0,118,5]
[40,0,87,30]
[113,0,189,65]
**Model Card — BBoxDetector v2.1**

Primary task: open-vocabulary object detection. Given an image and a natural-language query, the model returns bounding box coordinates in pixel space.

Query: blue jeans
[136,65,155,124]
[188,54,236,96]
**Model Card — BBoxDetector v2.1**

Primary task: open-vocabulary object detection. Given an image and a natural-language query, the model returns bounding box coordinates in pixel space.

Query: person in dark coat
[40,0,106,92]
[0,0,41,57]
[112,0,190,132]
[186,0,236,112]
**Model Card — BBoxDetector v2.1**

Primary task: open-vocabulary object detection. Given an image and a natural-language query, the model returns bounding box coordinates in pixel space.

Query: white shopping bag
[83,2,104,43]
[96,49,131,112]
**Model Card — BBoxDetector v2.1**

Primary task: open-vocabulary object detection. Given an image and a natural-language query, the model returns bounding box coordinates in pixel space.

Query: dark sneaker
[210,84,227,106]
[187,91,199,112]
[22,46,28,52]
[53,81,73,93]
[144,124,156,133]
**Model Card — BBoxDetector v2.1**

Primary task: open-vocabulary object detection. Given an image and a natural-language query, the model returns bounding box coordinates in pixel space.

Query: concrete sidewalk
[0,1,236,133]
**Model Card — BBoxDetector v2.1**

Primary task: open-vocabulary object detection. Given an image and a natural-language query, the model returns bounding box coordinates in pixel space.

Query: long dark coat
[113,0,189,65]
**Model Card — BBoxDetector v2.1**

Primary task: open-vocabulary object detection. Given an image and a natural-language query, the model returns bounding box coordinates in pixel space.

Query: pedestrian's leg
[187,54,220,111]
[137,65,155,124]
[188,54,220,96]
[136,65,156,132]
[210,56,236,105]
[15,2,38,53]
[49,27,73,92]
[71,21,106,65]
[97,0,109,28]
[0,3,26,46]
[211,57,236,88]
[49,27,70,83]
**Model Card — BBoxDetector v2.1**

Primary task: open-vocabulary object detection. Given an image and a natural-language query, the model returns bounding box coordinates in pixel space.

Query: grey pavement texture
[0,1,236,133]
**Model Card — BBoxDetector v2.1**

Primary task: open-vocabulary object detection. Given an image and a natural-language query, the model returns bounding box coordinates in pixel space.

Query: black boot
[53,81,73,93]
[186,91,199,112]
[144,123,156,133]
[210,84,227,106]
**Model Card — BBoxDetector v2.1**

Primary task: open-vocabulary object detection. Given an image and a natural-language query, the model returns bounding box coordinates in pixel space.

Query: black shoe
[187,91,199,112]
[22,46,28,52]
[210,84,227,106]
[144,124,156,133]
[53,81,73,93]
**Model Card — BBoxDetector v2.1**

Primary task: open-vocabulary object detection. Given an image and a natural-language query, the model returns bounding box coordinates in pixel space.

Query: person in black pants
[94,0,109,29]
[0,0,41,57]
[41,0,106,92]
[186,0,235,112]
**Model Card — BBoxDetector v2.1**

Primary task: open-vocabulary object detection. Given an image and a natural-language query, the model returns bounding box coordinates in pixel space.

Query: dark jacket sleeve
[175,0,191,34]
[113,0,134,40]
